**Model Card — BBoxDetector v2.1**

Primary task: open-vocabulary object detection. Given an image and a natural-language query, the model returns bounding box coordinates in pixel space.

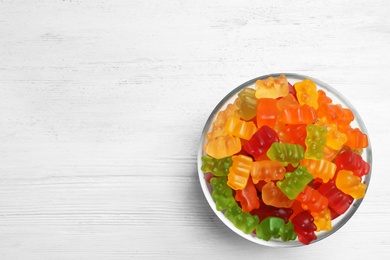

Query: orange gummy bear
[262,181,294,208]
[227,155,253,190]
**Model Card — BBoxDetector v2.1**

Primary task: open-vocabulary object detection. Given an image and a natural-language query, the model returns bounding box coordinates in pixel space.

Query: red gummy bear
[335,150,370,177]
[251,203,293,223]
[243,125,279,161]
[318,179,353,215]
[292,211,317,245]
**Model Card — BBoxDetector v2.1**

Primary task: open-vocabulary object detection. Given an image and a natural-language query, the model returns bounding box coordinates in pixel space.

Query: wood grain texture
[0,0,389,259]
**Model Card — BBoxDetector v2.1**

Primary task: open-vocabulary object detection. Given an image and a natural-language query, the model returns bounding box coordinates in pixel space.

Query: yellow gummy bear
[255,74,289,99]
[294,79,319,109]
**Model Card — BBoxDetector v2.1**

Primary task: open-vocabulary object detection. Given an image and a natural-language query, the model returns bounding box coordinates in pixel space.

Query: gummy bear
[204,135,241,159]
[257,98,278,128]
[255,74,289,99]
[334,150,370,177]
[294,79,319,109]
[251,160,286,183]
[339,125,369,149]
[292,211,317,245]
[318,179,354,215]
[224,203,259,234]
[267,142,305,167]
[281,104,317,125]
[300,158,336,183]
[201,155,232,177]
[262,181,294,208]
[227,155,253,190]
[251,203,293,223]
[224,117,257,140]
[296,186,329,214]
[276,166,313,200]
[317,103,354,127]
[210,176,236,211]
[273,119,289,144]
[322,145,339,161]
[316,117,347,151]
[285,124,307,148]
[206,103,239,141]
[236,88,258,120]
[256,217,297,242]
[313,208,332,232]
[279,221,298,242]
[243,125,279,161]
[305,125,327,160]
[317,89,332,107]
[276,93,299,111]
[335,170,366,199]
[235,178,260,212]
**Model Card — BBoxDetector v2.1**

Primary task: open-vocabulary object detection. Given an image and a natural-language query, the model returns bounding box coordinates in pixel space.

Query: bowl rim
[197,72,372,247]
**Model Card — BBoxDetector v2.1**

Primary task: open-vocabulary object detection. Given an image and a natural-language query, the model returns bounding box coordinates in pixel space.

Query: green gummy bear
[256,217,297,242]
[280,221,297,242]
[224,203,259,234]
[266,142,305,167]
[201,155,232,176]
[276,165,313,200]
[305,125,327,160]
[210,177,236,211]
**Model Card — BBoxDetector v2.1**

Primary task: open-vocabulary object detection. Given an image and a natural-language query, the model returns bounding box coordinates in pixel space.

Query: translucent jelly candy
[300,158,336,183]
[339,125,369,149]
[334,150,370,177]
[255,74,289,99]
[305,125,327,160]
[244,125,279,161]
[225,203,259,234]
[227,155,253,190]
[313,208,332,232]
[251,160,286,183]
[251,203,293,223]
[235,178,260,212]
[285,124,307,149]
[317,103,354,127]
[237,88,258,120]
[206,103,239,141]
[257,98,278,128]
[318,179,354,215]
[201,155,232,177]
[224,117,257,140]
[281,104,317,125]
[201,76,370,245]
[276,93,299,111]
[277,166,313,200]
[262,181,294,208]
[335,170,367,199]
[256,217,297,242]
[294,79,319,109]
[204,135,241,159]
[292,211,317,245]
[267,143,305,167]
[316,118,347,150]
[296,186,328,214]
[210,176,236,211]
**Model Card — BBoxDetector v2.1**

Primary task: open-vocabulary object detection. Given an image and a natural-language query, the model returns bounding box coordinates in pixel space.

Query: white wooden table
[1,0,389,259]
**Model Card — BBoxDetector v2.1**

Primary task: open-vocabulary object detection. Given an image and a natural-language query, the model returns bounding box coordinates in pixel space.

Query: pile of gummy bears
[201,74,370,245]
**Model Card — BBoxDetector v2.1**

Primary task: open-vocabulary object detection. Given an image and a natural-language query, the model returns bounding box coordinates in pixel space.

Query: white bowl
[197,73,372,247]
